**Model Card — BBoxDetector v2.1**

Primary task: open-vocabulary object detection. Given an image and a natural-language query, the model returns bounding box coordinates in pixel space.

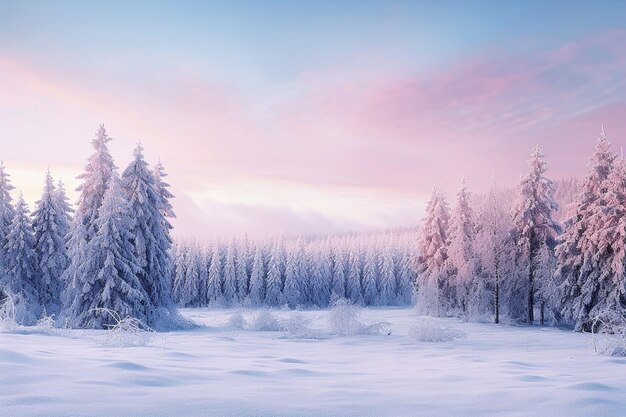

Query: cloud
[1,30,626,237]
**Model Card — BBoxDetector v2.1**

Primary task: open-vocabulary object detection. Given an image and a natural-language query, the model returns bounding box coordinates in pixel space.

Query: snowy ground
[2,307,625,417]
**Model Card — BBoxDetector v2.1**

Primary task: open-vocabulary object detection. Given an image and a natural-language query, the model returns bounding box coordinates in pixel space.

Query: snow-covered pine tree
[346,247,364,305]
[63,125,116,310]
[179,242,204,307]
[248,243,266,305]
[0,195,40,324]
[511,146,560,324]
[362,245,378,305]
[306,244,328,307]
[64,177,151,329]
[282,245,302,308]
[153,160,176,218]
[415,187,450,316]
[53,180,73,245]
[378,247,396,306]
[473,184,516,323]
[0,162,16,284]
[396,247,416,305]
[222,240,237,305]
[171,241,187,305]
[207,242,223,306]
[235,238,250,302]
[331,247,346,301]
[445,178,476,316]
[265,240,284,306]
[32,170,70,314]
[556,128,619,331]
[121,143,174,312]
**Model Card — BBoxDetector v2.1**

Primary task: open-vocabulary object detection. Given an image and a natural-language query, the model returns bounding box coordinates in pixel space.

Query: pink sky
[1,5,625,239]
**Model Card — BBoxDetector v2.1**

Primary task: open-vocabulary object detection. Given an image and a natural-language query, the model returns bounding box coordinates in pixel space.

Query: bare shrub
[409,317,466,342]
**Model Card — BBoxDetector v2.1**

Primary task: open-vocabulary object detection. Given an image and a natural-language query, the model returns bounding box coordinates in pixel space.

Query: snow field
[2,307,626,417]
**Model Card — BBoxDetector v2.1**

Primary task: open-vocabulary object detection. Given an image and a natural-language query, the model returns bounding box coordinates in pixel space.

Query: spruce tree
[346,247,364,305]
[248,243,266,305]
[63,125,116,311]
[378,247,396,306]
[557,128,626,330]
[32,170,70,314]
[446,178,476,315]
[65,178,150,329]
[265,240,284,306]
[415,187,450,315]
[512,146,560,324]
[1,195,40,324]
[222,240,237,305]
[122,144,174,310]
[207,242,223,306]
[0,162,16,278]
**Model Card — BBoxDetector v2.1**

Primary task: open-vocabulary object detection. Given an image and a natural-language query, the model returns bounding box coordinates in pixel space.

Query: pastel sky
[1,1,626,239]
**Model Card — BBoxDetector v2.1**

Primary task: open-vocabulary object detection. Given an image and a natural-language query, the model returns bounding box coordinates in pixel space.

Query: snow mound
[327,299,391,336]
[408,317,466,342]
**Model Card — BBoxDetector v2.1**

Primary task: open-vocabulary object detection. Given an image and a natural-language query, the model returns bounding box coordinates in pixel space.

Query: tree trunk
[528,258,534,325]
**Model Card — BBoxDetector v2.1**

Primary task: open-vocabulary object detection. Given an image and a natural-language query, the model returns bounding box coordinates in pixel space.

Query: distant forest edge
[0,125,624,334]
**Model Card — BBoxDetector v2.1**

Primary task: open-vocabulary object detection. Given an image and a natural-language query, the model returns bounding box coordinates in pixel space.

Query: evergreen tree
[331,248,346,300]
[63,125,116,310]
[53,180,73,245]
[446,178,477,315]
[282,245,302,308]
[0,195,40,324]
[557,128,625,330]
[473,185,516,323]
[0,162,16,280]
[122,143,174,310]
[64,178,150,329]
[378,247,396,305]
[248,243,266,305]
[415,187,450,316]
[171,241,187,304]
[235,239,250,302]
[346,247,364,305]
[32,170,70,314]
[222,240,237,305]
[265,240,284,306]
[362,245,378,305]
[511,146,560,324]
[207,242,223,306]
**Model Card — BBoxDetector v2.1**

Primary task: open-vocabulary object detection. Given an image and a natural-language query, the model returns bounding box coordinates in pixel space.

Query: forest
[0,125,624,335]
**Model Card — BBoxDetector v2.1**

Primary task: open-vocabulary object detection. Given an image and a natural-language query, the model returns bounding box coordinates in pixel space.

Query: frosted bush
[0,294,18,332]
[409,317,466,342]
[226,311,248,329]
[281,313,324,339]
[591,313,626,357]
[251,310,281,331]
[328,298,391,336]
[93,308,156,347]
[36,314,56,329]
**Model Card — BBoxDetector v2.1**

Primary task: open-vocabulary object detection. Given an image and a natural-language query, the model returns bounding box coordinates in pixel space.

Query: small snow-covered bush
[328,298,391,336]
[591,313,626,357]
[0,294,18,332]
[226,311,248,329]
[251,310,281,331]
[409,317,466,342]
[36,314,56,329]
[92,308,156,347]
[281,313,323,339]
